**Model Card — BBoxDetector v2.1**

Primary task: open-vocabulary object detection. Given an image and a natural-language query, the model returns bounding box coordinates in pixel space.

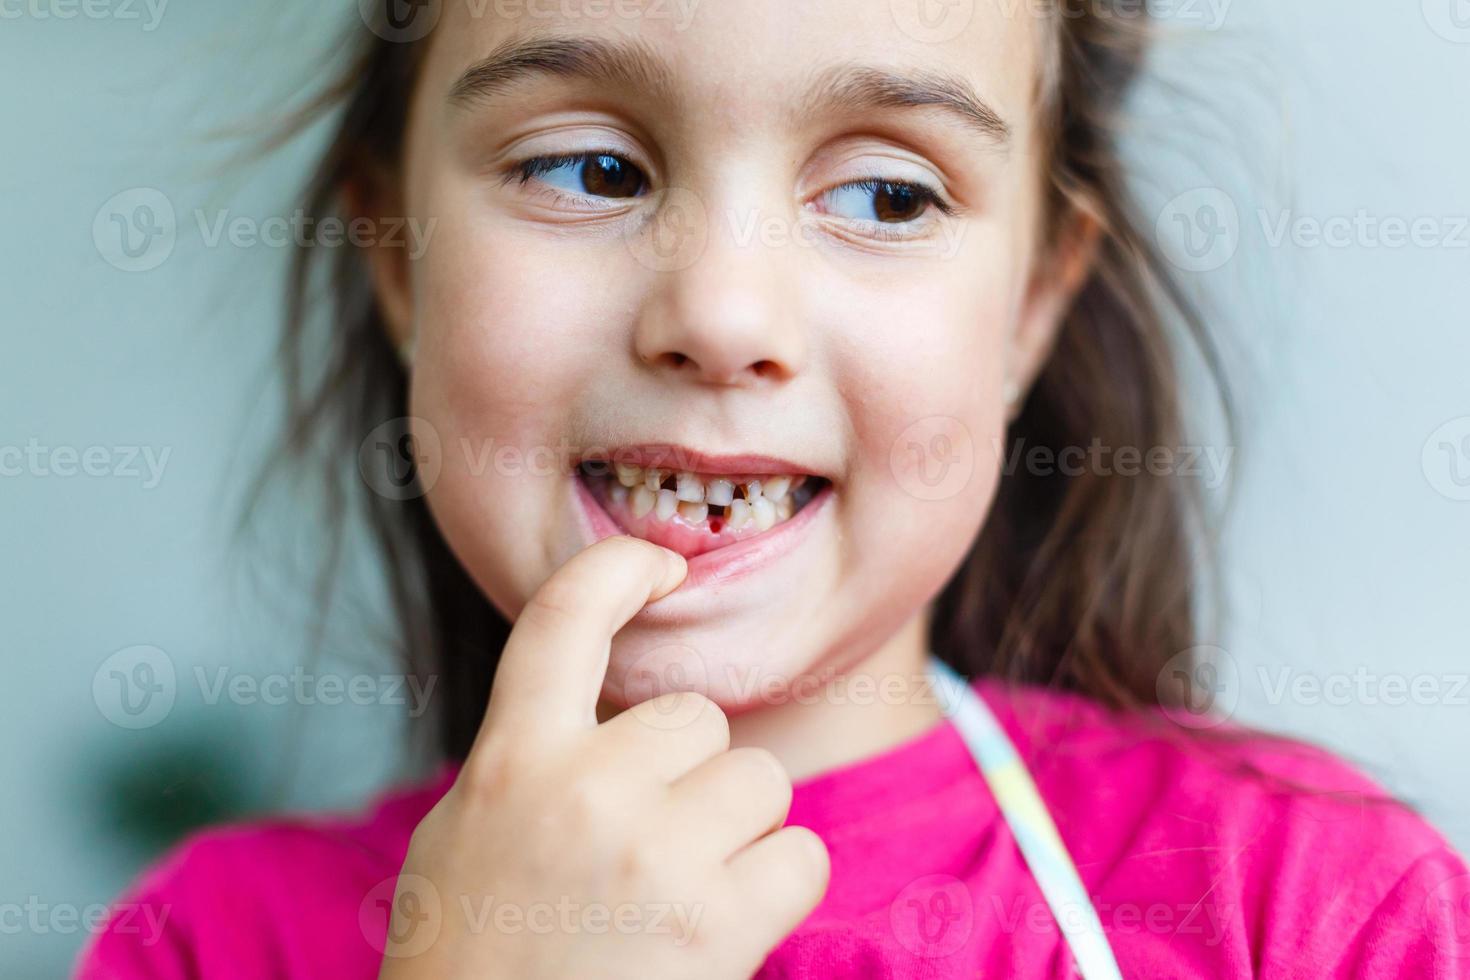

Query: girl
[82,0,1469,977]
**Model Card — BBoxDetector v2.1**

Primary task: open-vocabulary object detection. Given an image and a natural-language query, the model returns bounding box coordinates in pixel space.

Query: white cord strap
[928,657,1124,980]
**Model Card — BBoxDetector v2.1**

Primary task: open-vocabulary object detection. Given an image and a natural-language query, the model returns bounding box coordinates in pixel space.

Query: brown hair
[255,1,1233,762]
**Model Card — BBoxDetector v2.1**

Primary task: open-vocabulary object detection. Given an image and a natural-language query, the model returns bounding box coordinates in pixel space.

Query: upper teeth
[597,462,807,528]
[675,472,704,502]
[706,479,735,507]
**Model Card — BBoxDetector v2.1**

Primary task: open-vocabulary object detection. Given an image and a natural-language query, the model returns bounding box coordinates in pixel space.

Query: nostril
[642,349,786,384]
[642,351,691,370]
[751,359,781,379]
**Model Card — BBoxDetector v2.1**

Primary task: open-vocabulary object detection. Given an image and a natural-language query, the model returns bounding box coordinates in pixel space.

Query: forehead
[419,0,1043,138]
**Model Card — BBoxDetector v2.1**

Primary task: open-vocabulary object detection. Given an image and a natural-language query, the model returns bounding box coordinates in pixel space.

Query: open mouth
[576,458,832,560]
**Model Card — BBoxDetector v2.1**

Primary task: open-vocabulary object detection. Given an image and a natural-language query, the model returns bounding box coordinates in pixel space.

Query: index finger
[478,536,686,742]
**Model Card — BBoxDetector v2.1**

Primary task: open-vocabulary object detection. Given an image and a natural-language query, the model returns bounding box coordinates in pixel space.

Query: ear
[345,174,415,354]
[1008,204,1101,413]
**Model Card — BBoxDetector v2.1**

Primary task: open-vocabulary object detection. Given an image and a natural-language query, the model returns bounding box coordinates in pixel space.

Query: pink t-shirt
[79,679,1470,978]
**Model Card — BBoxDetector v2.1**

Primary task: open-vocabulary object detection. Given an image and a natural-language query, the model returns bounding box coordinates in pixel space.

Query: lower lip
[572,476,833,591]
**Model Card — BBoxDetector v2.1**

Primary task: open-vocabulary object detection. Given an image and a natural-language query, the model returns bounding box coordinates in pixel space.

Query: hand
[378,536,830,979]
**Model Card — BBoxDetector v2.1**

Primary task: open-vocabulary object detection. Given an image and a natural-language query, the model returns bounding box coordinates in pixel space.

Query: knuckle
[632,690,728,743]
[405,812,441,853]
[737,747,791,803]
[459,742,524,801]
[784,826,831,886]
[601,534,661,563]
[561,772,616,824]
[680,692,728,744]
[699,695,730,742]
[632,690,683,718]
[521,581,582,629]
[676,907,714,951]
[615,838,665,883]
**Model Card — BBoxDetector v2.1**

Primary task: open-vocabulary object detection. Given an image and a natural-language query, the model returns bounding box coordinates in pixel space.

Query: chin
[600,614,822,714]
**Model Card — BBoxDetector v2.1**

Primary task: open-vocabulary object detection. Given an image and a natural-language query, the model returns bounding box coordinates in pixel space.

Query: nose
[632,204,806,388]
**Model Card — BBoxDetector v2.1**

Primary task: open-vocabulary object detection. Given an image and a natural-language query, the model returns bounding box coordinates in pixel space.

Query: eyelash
[827,176,958,230]
[497,150,636,211]
[503,151,957,230]
[510,151,620,186]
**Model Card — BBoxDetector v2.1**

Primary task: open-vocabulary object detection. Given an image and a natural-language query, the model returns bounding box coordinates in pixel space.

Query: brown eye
[515,152,648,200]
[872,182,927,222]
[582,154,644,198]
[822,178,952,226]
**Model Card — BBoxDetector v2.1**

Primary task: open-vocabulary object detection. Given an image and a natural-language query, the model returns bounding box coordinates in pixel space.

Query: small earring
[397,335,416,367]
[1003,379,1021,409]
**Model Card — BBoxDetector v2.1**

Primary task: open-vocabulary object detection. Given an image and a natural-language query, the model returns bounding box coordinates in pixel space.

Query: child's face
[374,1,1084,707]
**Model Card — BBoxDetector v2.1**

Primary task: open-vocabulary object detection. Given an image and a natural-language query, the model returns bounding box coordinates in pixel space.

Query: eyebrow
[799,64,1011,148]
[448,35,677,108]
[448,35,1011,147]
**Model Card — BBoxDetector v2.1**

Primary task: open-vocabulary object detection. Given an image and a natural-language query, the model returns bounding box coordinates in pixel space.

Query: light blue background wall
[3,2,1468,974]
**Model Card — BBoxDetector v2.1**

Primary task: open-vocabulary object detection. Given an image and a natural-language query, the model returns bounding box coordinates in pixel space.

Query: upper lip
[579,444,825,479]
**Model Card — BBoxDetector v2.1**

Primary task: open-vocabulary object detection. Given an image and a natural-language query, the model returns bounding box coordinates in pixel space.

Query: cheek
[417,220,605,410]
[823,233,1020,596]
[404,209,633,613]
